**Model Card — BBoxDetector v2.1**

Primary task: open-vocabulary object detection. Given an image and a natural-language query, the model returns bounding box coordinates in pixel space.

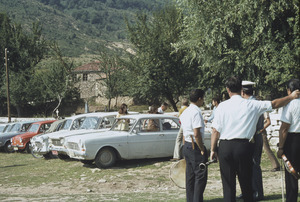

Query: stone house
[73,61,133,112]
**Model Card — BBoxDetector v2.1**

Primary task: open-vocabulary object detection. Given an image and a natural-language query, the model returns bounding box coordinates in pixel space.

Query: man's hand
[210,150,218,162]
[277,149,284,159]
[290,89,300,99]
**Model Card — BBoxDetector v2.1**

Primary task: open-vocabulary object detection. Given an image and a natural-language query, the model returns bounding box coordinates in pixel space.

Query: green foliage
[0,0,165,57]
[0,13,48,116]
[93,45,129,110]
[175,0,299,98]
[125,4,199,111]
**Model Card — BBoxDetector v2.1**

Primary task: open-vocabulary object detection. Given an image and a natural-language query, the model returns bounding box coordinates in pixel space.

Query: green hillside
[0,0,164,57]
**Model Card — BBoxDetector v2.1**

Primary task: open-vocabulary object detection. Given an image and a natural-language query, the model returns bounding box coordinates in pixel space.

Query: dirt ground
[0,154,289,202]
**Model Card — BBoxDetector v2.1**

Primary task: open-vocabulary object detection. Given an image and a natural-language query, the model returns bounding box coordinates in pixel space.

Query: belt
[220,138,250,142]
[288,132,300,136]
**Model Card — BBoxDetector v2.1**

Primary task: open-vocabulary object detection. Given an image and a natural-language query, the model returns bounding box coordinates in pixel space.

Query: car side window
[162,119,180,131]
[141,118,160,132]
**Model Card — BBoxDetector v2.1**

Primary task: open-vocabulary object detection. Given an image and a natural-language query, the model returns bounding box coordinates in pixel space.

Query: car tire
[95,147,116,168]
[81,160,94,165]
[25,142,31,154]
[31,149,44,158]
[4,141,14,153]
[57,154,70,160]
[43,152,56,159]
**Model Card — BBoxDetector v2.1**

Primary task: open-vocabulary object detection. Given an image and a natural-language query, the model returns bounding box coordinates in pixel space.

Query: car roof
[116,114,179,119]
[30,120,56,125]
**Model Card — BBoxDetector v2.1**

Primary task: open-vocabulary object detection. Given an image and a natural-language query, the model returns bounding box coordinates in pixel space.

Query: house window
[83,73,88,81]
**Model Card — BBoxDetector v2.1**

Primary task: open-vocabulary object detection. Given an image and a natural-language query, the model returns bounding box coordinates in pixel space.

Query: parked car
[31,119,67,158]
[49,112,118,158]
[30,113,91,159]
[0,123,13,134]
[62,114,185,168]
[11,120,56,153]
[0,121,37,152]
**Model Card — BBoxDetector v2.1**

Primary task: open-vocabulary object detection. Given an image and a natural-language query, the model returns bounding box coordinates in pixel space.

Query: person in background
[239,80,264,201]
[257,96,280,172]
[158,102,169,114]
[116,103,129,130]
[171,98,189,161]
[180,89,208,202]
[205,97,220,123]
[277,78,300,202]
[117,103,129,118]
[210,76,299,202]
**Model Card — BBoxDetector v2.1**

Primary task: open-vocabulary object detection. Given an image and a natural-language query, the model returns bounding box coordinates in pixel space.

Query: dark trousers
[183,142,208,202]
[283,133,300,202]
[252,133,264,199]
[218,139,254,202]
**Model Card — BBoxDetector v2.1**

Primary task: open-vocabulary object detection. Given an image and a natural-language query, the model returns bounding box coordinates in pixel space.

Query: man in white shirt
[157,102,168,114]
[180,89,207,202]
[277,78,300,202]
[210,76,300,202]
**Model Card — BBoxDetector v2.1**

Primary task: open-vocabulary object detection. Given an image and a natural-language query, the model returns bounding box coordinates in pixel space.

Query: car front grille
[52,139,62,146]
[35,142,43,149]
[66,142,80,151]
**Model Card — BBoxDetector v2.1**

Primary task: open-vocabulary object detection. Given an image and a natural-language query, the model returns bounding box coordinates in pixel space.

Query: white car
[49,112,118,158]
[63,114,211,168]
[30,113,88,158]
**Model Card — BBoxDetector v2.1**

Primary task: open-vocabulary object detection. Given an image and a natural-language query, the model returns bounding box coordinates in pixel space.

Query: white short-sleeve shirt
[211,95,272,140]
[280,98,300,133]
[180,103,205,143]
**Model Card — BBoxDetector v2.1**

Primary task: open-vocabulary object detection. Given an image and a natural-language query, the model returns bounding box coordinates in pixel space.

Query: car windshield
[79,117,99,129]
[61,119,72,130]
[10,123,21,132]
[27,124,39,133]
[111,118,136,132]
[0,126,5,132]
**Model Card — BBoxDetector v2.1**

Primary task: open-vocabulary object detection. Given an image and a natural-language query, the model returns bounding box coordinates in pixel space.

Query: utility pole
[5,48,11,122]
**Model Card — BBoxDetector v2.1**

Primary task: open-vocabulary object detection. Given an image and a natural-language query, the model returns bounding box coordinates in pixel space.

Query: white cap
[242,80,256,86]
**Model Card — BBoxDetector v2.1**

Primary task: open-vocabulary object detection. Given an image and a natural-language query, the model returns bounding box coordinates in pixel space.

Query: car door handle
[159,134,164,136]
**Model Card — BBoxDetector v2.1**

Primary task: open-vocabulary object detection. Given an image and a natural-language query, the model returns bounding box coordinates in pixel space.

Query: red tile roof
[73,61,101,72]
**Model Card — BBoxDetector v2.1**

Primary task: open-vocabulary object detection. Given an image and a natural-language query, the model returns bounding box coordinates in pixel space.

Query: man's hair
[212,97,220,104]
[182,98,189,106]
[225,76,242,93]
[161,102,169,107]
[189,89,205,102]
[242,86,254,95]
[286,79,300,92]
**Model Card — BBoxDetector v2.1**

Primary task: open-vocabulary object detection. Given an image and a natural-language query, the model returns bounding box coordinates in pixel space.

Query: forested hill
[0,0,164,57]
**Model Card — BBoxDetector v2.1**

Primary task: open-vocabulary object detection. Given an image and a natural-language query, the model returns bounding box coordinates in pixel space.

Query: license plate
[52,150,58,155]
[13,147,18,151]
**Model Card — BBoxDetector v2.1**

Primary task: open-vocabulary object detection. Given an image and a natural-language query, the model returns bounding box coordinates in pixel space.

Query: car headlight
[48,139,52,144]
[19,137,22,143]
[60,138,65,145]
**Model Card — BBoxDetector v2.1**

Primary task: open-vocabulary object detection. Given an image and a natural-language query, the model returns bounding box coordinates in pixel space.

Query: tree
[95,45,129,110]
[174,0,299,98]
[125,4,199,111]
[0,13,48,116]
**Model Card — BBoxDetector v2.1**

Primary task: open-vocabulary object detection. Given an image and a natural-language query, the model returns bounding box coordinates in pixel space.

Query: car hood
[66,130,127,143]
[1,132,25,139]
[56,128,110,139]
[14,132,38,139]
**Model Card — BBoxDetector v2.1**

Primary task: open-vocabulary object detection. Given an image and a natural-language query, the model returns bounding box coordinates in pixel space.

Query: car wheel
[31,145,44,159]
[43,152,56,159]
[57,154,70,160]
[81,160,94,165]
[95,148,116,168]
[25,142,31,154]
[4,141,14,153]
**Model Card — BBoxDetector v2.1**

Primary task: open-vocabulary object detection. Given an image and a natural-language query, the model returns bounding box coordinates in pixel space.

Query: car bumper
[66,149,87,160]
[49,145,68,154]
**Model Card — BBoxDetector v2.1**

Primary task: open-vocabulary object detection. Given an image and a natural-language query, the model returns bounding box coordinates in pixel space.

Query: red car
[11,120,56,153]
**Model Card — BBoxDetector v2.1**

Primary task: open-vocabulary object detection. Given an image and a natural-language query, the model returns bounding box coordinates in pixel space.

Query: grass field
[0,148,299,201]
